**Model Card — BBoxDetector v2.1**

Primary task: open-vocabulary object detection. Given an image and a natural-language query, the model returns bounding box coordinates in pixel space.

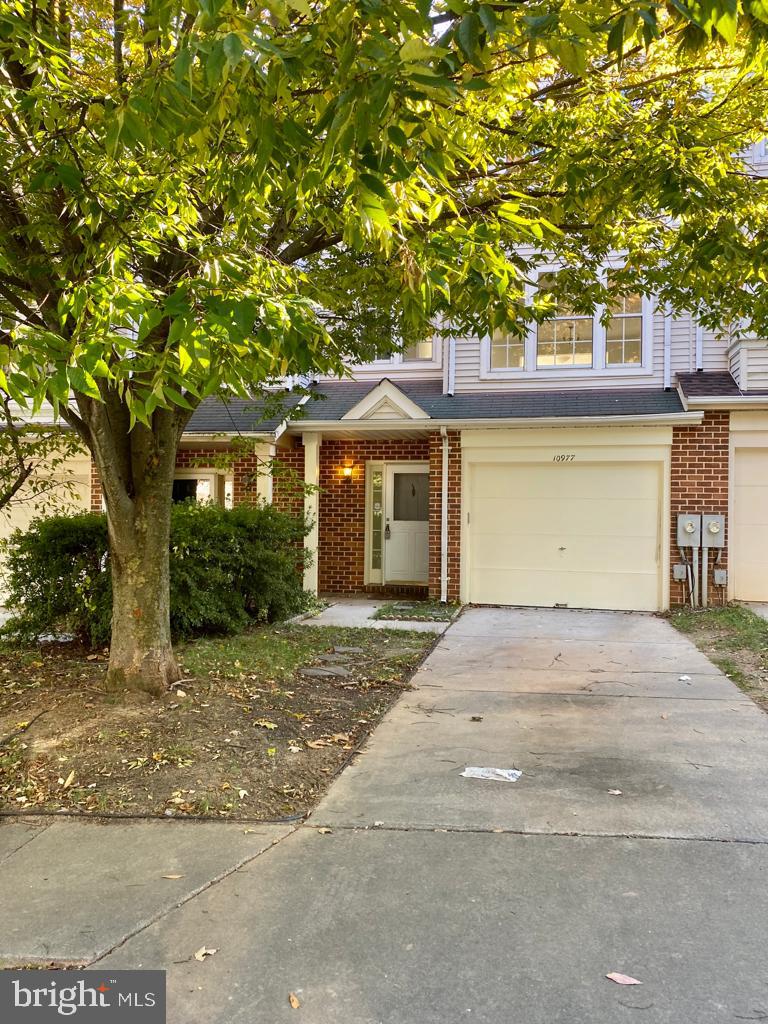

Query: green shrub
[1,502,310,647]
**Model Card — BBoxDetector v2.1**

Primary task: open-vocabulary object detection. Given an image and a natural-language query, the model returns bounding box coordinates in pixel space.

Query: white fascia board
[686,396,768,410]
[180,431,276,442]
[291,412,704,431]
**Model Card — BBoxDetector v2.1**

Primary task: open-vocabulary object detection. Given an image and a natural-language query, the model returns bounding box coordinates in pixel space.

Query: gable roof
[341,379,430,421]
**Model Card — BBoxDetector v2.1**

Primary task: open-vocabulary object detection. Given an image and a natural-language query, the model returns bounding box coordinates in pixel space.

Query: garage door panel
[473,497,658,538]
[733,448,768,601]
[471,533,658,572]
[468,567,659,612]
[467,459,662,611]
[472,463,656,501]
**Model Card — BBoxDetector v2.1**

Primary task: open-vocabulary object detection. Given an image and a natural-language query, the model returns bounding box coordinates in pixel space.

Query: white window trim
[354,337,443,373]
[173,470,222,505]
[479,261,655,381]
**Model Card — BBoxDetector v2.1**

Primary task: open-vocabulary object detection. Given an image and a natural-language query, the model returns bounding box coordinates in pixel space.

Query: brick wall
[670,410,730,605]
[428,431,462,602]
[90,446,266,509]
[272,438,305,518]
[313,437,429,594]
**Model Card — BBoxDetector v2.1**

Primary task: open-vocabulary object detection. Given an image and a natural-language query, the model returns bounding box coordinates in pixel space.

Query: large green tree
[1,0,767,693]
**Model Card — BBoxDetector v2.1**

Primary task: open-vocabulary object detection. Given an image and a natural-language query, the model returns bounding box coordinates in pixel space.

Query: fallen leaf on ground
[176,689,187,698]
[61,770,76,789]
[660,713,668,720]
[162,874,184,880]
[288,992,301,1009]
[254,718,278,730]
[317,828,333,834]
[606,973,642,986]
[470,715,483,722]
[305,739,328,749]
[194,947,218,962]
[607,789,622,796]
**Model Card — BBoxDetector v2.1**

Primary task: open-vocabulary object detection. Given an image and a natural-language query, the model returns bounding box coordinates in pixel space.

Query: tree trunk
[74,396,187,696]
[106,480,181,696]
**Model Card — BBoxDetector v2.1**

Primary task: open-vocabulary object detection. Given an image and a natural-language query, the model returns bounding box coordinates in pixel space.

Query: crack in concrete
[303,821,768,846]
[85,826,297,967]
[0,821,52,866]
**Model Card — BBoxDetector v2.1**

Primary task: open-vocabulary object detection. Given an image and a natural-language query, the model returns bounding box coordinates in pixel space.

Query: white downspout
[663,305,672,390]
[695,318,703,371]
[447,336,456,396]
[440,426,449,603]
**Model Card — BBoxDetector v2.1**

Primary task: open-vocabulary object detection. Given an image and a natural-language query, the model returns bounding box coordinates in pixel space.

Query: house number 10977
[552,454,576,462]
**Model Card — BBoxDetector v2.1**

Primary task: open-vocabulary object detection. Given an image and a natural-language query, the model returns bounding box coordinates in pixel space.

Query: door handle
[384,523,391,540]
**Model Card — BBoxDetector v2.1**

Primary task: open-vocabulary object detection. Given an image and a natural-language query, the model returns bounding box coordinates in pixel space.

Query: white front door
[384,466,429,583]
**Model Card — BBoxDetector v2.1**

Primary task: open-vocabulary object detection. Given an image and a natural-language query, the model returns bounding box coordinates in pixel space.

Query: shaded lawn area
[670,606,768,712]
[0,625,434,820]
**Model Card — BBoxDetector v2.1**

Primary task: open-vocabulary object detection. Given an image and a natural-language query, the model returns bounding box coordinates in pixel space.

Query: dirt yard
[670,605,768,712]
[0,624,434,820]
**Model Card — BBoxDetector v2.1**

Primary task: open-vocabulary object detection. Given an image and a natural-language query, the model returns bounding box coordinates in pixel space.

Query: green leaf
[223,33,245,67]
[387,124,409,148]
[56,164,83,190]
[399,37,436,63]
[178,345,193,374]
[358,173,389,199]
[456,13,481,61]
[68,366,101,400]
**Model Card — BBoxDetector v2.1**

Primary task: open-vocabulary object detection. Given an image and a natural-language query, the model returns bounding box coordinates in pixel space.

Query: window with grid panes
[536,272,593,368]
[605,272,643,365]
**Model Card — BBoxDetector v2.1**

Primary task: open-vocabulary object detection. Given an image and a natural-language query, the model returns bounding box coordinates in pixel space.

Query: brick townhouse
[87,327,768,614]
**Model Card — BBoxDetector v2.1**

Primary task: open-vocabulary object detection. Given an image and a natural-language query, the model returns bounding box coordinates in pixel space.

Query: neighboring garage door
[468,460,662,611]
[732,448,768,601]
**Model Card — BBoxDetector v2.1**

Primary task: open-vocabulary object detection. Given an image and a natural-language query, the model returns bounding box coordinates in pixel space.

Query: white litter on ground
[460,767,522,783]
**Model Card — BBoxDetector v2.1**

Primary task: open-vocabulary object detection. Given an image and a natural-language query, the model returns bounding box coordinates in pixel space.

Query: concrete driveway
[4,608,768,1023]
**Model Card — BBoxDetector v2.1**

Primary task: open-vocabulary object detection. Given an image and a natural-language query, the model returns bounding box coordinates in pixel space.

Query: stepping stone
[301,666,353,679]
[317,653,352,664]
[332,646,364,654]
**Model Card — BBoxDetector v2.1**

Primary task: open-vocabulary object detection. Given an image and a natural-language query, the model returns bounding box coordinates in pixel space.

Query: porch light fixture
[341,460,355,480]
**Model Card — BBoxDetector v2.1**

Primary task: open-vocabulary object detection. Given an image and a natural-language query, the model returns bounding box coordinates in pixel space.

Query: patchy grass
[0,624,434,820]
[371,600,460,622]
[669,605,768,710]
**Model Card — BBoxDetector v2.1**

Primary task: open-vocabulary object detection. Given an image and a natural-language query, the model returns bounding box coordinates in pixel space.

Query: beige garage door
[468,460,662,611]
[732,448,768,601]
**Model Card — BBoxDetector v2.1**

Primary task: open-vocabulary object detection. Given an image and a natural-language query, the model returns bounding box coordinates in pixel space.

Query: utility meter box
[702,514,726,548]
[677,514,701,548]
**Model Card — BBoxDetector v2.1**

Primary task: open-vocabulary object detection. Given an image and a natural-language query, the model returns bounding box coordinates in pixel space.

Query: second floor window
[402,339,434,361]
[606,276,643,365]
[536,272,593,368]
[491,329,525,369]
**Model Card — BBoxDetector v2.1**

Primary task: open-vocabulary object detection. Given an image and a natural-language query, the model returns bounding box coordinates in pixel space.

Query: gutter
[288,411,704,431]
[440,426,449,604]
[685,396,768,410]
[180,431,275,443]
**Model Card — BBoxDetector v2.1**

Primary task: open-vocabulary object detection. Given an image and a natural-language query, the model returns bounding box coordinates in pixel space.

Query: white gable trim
[341,379,430,421]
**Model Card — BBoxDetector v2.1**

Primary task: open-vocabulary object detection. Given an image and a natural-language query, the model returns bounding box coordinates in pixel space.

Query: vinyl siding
[747,344,768,389]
